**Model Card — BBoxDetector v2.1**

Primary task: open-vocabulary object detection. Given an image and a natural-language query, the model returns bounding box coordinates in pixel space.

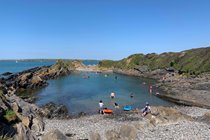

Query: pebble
[43,106,210,140]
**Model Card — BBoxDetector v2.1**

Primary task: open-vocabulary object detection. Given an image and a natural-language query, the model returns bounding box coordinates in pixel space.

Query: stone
[31,117,45,132]
[106,130,120,140]
[134,65,149,73]
[42,129,67,140]
[11,102,22,113]
[196,112,210,124]
[14,123,37,140]
[119,125,137,140]
[31,76,43,84]
[21,116,30,128]
[2,72,13,76]
[89,132,101,140]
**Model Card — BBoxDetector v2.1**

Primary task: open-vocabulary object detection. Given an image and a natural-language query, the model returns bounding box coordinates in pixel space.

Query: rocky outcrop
[156,72,210,109]
[145,106,192,126]
[0,60,76,139]
[1,60,75,95]
[14,123,37,140]
[0,90,45,140]
[41,102,70,119]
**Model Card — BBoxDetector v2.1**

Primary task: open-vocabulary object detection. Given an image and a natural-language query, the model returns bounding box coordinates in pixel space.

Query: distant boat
[16,60,18,63]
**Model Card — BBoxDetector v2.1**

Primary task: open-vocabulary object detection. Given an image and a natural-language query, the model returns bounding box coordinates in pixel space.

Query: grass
[2,110,17,124]
[99,46,210,75]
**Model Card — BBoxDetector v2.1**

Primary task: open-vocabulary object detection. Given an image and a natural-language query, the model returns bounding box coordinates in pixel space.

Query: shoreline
[1,61,210,139]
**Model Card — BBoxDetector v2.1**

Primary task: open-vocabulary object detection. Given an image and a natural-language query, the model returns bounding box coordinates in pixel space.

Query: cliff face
[99,46,210,74]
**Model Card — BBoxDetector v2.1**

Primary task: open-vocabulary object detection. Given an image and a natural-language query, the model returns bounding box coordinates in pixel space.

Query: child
[114,102,119,109]
[142,102,151,117]
[99,100,104,114]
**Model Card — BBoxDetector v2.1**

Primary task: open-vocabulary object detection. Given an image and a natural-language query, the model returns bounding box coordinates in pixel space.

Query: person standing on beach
[99,100,104,114]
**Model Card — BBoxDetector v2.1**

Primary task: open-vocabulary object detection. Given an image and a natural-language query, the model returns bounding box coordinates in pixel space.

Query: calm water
[34,72,172,115]
[0,60,171,115]
[0,60,56,74]
[82,60,99,66]
[0,60,98,74]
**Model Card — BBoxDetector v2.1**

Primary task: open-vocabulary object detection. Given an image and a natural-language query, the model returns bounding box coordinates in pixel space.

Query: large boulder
[105,130,120,140]
[145,106,192,126]
[30,76,46,88]
[31,117,45,133]
[196,112,210,124]
[42,129,67,140]
[14,123,37,140]
[11,102,22,113]
[89,132,101,140]
[21,116,30,128]
[119,125,137,140]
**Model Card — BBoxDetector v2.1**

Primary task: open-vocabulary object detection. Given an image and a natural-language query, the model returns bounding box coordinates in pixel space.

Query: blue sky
[0,0,210,60]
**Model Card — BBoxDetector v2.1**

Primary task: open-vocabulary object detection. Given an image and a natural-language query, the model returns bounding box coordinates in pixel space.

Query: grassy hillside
[99,47,210,74]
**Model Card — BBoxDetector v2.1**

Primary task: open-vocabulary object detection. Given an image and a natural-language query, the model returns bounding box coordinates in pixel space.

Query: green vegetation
[3,110,17,122]
[99,46,210,74]
[53,59,76,71]
[2,110,17,124]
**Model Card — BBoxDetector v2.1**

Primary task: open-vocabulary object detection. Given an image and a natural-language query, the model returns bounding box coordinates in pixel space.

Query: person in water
[110,92,115,99]
[142,102,151,117]
[149,85,153,94]
[99,100,104,114]
[130,93,134,98]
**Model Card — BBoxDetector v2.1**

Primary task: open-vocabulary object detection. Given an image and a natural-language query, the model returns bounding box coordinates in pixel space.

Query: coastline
[1,61,210,139]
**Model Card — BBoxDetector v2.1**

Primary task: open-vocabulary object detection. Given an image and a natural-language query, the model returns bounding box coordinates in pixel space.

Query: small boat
[123,105,132,111]
[103,109,113,114]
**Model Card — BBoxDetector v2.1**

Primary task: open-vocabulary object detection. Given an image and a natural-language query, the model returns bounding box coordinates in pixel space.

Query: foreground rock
[0,90,44,140]
[42,129,68,140]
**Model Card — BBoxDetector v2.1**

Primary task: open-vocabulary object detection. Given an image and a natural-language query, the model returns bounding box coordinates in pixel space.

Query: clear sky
[0,0,210,60]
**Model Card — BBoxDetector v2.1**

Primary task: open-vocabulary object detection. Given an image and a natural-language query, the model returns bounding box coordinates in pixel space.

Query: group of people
[98,92,151,116]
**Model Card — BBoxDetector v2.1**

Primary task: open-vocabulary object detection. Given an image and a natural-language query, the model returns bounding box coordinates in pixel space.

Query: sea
[0,60,171,115]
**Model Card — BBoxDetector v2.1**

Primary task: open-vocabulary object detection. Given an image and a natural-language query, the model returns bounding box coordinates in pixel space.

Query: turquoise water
[82,60,99,66]
[0,60,172,115]
[35,72,172,115]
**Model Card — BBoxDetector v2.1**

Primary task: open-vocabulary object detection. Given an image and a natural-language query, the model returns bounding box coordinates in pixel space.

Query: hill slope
[99,46,210,74]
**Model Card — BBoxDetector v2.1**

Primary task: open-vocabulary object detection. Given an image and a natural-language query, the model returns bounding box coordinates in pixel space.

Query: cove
[35,72,172,115]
